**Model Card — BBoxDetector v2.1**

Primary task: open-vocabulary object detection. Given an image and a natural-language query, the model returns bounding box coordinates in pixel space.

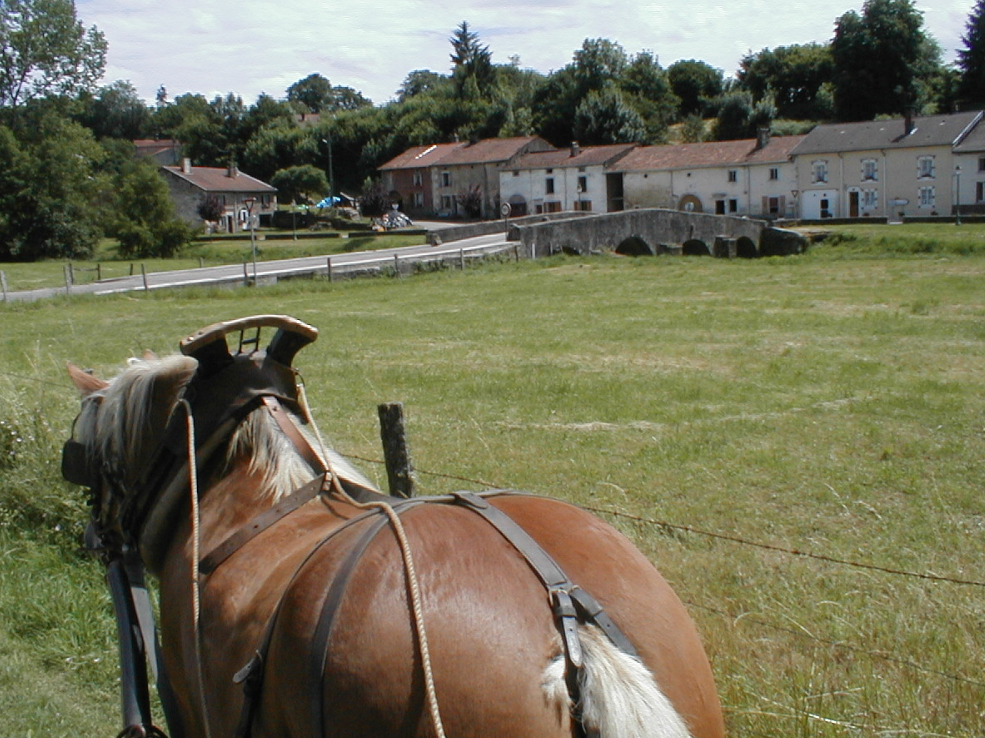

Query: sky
[76,0,974,107]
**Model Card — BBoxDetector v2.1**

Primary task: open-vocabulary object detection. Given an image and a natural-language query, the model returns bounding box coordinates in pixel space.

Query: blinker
[62,438,94,488]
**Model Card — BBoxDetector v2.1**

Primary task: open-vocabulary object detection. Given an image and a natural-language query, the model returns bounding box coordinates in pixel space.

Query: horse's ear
[150,355,199,409]
[67,362,109,396]
[143,349,159,361]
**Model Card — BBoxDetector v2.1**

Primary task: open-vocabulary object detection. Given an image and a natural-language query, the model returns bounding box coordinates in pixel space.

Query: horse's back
[260,495,724,738]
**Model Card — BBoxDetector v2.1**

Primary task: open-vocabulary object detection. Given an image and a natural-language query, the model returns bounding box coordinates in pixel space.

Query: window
[917,156,935,179]
[412,192,424,208]
[412,171,423,187]
[512,170,519,177]
[575,200,592,211]
[578,175,587,193]
[812,160,828,184]
[441,171,451,187]
[543,201,562,213]
[767,196,780,215]
[769,167,779,181]
[918,186,936,208]
[728,199,738,213]
[545,177,555,194]
[727,169,738,183]
[978,156,985,172]
[976,181,984,203]
[440,194,454,211]
[861,159,878,181]
[862,189,878,209]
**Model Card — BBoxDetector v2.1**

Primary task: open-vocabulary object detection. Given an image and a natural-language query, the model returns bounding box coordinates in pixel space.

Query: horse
[64,315,725,738]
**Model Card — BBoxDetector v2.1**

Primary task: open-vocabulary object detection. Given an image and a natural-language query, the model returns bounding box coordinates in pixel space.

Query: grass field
[1,230,983,736]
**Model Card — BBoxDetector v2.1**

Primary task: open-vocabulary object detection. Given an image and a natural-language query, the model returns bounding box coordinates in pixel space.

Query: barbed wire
[683,599,985,689]
[353,455,985,588]
[585,505,985,588]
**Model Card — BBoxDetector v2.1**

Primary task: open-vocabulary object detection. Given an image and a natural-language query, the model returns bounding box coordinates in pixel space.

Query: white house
[789,111,984,219]
[499,143,637,215]
[613,131,804,219]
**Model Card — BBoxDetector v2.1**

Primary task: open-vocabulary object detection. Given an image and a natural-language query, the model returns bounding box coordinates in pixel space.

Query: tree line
[2,0,984,261]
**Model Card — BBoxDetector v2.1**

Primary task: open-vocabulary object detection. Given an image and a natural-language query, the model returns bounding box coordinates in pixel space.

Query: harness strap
[310,512,397,737]
[230,504,418,738]
[199,476,326,576]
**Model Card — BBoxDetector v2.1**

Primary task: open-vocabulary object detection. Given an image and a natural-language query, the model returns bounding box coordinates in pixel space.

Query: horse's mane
[77,354,377,503]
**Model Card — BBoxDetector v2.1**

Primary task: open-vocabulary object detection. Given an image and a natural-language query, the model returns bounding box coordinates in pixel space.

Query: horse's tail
[543,624,692,738]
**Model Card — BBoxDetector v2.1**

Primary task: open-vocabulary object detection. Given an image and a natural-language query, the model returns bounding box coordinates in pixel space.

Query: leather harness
[64,317,637,738]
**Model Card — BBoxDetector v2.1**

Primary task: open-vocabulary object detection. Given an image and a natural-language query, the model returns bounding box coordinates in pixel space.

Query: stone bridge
[506,208,806,259]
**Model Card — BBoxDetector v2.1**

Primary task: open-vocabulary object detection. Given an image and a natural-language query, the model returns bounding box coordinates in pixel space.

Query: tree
[397,69,448,101]
[0,113,105,260]
[738,44,834,120]
[271,165,329,205]
[287,73,333,114]
[449,21,494,99]
[668,60,723,118]
[77,79,151,140]
[831,0,942,120]
[359,178,391,218]
[711,91,775,141]
[958,0,985,107]
[618,51,679,143]
[0,0,107,109]
[573,87,646,145]
[110,158,192,258]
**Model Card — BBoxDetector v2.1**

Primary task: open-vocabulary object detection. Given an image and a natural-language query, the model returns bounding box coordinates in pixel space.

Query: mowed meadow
[1,240,983,737]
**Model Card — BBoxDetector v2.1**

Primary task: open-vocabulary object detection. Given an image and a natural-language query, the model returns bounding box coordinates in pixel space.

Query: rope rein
[297,382,448,738]
[179,399,213,738]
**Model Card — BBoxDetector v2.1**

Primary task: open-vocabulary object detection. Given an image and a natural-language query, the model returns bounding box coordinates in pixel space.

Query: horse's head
[64,315,329,563]
[65,354,200,551]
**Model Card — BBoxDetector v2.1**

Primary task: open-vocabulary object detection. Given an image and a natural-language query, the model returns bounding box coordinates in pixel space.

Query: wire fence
[349,454,984,698]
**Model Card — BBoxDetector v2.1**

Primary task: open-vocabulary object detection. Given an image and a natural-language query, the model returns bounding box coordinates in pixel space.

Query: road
[2,232,518,304]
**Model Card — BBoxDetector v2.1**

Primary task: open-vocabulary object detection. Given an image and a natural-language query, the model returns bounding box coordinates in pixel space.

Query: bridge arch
[682,238,711,256]
[615,236,654,256]
[736,236,758,258]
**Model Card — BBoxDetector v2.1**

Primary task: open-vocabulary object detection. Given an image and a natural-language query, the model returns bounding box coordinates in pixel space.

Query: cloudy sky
[76,0,973,106]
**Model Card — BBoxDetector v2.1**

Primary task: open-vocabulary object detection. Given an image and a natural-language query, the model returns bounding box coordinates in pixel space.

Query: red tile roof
[435,136,549,165]
[616,135,805,172]
[378,142,465,170]
[511,143,637,170]
[161,165,276,193]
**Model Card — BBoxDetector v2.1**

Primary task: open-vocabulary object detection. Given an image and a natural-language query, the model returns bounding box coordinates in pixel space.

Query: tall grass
[1,240,983,736]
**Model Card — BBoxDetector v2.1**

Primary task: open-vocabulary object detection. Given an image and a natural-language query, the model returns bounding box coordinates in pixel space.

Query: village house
[940,113,985,217]
[789,110,984,219]
[379,136,553,219]
[499,142,637,215]
[160,159,277,233]
[133,139,181,166]
[612,131,804,219]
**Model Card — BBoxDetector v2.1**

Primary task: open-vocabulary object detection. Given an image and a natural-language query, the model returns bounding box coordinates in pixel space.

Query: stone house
[789,110,984,219]
[612,131,804,219]
[160,159,277,233]
[499,142,637,215]
[379,136,553,219]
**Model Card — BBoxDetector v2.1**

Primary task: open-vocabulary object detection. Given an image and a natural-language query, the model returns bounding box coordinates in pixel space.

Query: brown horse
[65,316,724,738]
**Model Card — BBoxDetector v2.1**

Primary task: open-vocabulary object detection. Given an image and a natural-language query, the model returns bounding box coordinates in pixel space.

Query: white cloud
[75,0,973,105]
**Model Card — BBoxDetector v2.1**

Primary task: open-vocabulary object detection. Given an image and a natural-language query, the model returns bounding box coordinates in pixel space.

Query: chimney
[904,110,915,136]
[227,163,239,178]
[756,126,770,150]
[570,141,581,157]
[182,157,192,174]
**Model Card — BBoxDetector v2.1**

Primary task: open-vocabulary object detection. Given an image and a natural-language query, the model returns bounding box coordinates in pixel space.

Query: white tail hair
[542,624,692,738]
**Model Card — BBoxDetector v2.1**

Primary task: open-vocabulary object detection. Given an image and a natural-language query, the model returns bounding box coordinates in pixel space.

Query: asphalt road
[2,232,517,303]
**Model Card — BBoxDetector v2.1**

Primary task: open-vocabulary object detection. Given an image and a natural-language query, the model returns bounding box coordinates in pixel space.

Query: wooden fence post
[141,264,149,291]
[327,256,334,282]
[459,249,466,270]
[378,402,415,498]
[64,264,72,294]
[1,270,7,302]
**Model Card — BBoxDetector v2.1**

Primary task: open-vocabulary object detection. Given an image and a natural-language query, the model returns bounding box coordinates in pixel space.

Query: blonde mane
[76,354,378,505]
